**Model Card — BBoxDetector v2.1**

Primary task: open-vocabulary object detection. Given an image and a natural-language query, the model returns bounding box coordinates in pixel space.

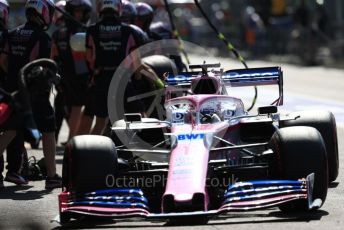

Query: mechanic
[0,0,8,87]
[121,0,137,25]
[121,0,161,118]
[135,2,161,41]
[0,0,30,186]
[135,1,184,71]
[86,0,149,134]
[50,0,70,142]
[122,0,149,43]
[0,0,8,90]
[6,0,62,189]
[77,0,148,136]
[0,88,19,188]
[51,0,66,31]
[51,0,92,141]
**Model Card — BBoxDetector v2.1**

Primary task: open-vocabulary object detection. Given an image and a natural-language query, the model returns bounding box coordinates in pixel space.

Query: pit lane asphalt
[0,57,343,229]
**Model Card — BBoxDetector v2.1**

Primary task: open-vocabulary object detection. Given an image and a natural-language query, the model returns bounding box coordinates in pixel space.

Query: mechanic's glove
[154,78,164,89]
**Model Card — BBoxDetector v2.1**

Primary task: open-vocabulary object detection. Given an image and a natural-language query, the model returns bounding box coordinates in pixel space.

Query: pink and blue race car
[58,63,338,224]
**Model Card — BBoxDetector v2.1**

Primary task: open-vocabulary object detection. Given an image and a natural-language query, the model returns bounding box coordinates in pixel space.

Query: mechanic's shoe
[0,180,4,189]
[45,174,62,189]
[4,172,29,185]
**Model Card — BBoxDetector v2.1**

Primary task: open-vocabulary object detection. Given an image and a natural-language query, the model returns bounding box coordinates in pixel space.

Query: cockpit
[165,96,245,125]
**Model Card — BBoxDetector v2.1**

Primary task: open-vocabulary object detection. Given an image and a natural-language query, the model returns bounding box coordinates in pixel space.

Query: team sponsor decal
[223,71,279,79]
[11,45,26,56]
[19,29,33,36]
[171,110,186,123]
[99,41,121,51]
[177,132,205,142]
[100,25,121,32]
[167,69,280,83]
[223,109,235,119]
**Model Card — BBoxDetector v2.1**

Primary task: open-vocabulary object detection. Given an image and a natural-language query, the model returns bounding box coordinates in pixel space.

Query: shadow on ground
[0,185,53,200]
[52,209,329,229]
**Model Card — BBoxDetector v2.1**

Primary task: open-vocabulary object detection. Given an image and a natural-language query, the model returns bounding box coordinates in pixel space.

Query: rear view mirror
[124,113,142,122]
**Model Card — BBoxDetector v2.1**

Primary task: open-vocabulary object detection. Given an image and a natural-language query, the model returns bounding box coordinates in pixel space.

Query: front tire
[62,135,118,194]
[280,111,339,182]
[269,127,328,211]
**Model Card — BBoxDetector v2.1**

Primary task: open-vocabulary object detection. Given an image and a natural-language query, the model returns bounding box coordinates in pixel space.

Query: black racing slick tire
[62,135,118,194]
[280,110,339,182]
[269,127,328,212]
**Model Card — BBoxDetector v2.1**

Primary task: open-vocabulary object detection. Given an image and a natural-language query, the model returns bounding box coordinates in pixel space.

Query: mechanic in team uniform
[76,0,148,135]
[6,0,62,189]
[86,0,148,134]
[0,88,19,188]
[121,0,137,25]
[0,0,8,88]
[0,0,18,188]
[51,0,92,141]
[0,0,8,87]
[121,0,149,44]
[50,0,70,142]
[0,0,30,186]
[135,1,184,71]
[135,2,160,41]
[49,0,66,34]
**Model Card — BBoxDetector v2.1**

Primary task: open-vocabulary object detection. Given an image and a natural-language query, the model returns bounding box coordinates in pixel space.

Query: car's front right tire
[269,126,328,212]
[62,135,118,194]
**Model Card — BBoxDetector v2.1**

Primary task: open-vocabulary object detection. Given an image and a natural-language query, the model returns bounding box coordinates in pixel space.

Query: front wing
[58,174,321,222]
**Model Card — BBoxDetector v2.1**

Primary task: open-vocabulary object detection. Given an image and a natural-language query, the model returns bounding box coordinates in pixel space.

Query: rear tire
[280,111,339,182]
[142,55,178,80]
[269,127,328,212]
[62,135,118,194]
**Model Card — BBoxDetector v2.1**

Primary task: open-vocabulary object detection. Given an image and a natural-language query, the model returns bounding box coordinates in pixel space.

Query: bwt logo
[100,25,121,32]
[177,133,205,141]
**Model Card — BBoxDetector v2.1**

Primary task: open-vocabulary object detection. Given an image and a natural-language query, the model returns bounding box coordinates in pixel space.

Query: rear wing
[223,67,282,87]
[165,66,284,106]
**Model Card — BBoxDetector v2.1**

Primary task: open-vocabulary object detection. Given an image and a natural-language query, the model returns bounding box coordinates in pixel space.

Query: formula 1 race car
[58,63,338,224]
[59,65,338,224]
